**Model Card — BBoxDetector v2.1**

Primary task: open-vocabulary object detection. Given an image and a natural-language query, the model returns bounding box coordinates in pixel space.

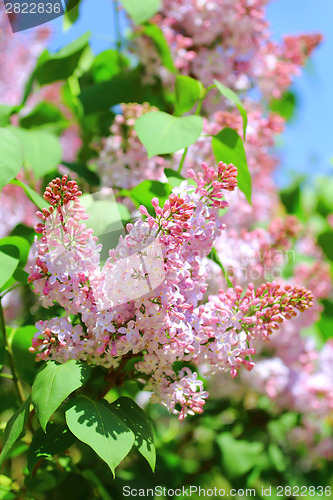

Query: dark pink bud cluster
[42,174,82,209]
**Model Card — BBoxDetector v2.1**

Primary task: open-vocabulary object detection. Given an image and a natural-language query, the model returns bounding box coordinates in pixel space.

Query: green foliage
[0,398,30,467]
[111,397,156,471]
[270,90,297,121]
[120,0,161,24]
[0,249,19,290]
[31,361,91,431]
[90,50,129,83]
[214,79,248,139]
[135,111,203,158]
[9,179,45,210]
[65,396,135,476]
[141,23,177,74]
[0,128,24,192]
[0,236,30,290]
[19,102,68,134]
[127,179,171,214]
[63,0,82,30]
[34,33,92,86]
[174,76,205,116]
[8,127,62,179]
[11,326,40,385]
[27,424,76,473]
[318,230,333,260]
[212,127,252,203]
[218,433,267,477]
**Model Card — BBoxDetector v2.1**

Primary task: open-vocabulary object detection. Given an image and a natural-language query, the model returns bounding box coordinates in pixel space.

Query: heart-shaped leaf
[135,112,203,158]
[32,360,91,431]
[65,396,135,476]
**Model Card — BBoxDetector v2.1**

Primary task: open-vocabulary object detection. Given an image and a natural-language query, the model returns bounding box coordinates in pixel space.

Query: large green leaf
[11,325,41,385]
[9,178,45,210]
[0,398,31,467]
[27,424,76,473]
[32,361,91,431]
[35,33,91,86]
[174,76,205,116]
[0,236,31,290]
[19,102,67,134]
[111,397,156,471]
[135,112,203,158]
[142,23,177,73]
[8,127,62,178]
[0,128,24,192]
[212,127,251,204]
[214,80,248,139]
[120,0,161,24]
[217,433,266,478]
[65,396,135,476]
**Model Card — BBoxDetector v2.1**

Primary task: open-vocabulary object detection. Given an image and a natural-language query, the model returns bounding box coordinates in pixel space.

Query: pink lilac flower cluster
[134,0,322,99]
[28,169,314,420]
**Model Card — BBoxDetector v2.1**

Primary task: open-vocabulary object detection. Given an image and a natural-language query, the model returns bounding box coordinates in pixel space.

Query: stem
[0,299,25,404]
[113,0,124,68]
[177,147,188,174]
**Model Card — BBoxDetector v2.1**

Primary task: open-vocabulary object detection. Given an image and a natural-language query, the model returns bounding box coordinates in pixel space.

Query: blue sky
[46,0,333,187]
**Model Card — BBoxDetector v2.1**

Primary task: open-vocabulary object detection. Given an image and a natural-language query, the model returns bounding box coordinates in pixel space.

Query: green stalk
[0,299,24,403]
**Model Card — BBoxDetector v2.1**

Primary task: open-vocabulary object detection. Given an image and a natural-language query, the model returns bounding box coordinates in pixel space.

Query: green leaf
[135,111,203,158]
[120,0,161,24]
[0,236,30,269]
[9,178,45,210]
[142,23,177,74]
[19,102,67,134]
[79,68,160,115]
[65,396,135,476]
[128,180,171,213]
[0,398,31,467]
[90,50,129,83]
[217,433,265,478]
[8,127,62,178]
[212,127,251,204]
[34,32,91,85]
[27,424,76,473]
[0,128,24,192]
[208,248,233,288]
[32,360,91,431]
[111,397,156,471]
[11,326,41,385]
[318,230,333,260]
[0,250,19,290]
[174,76,205,116]
[270,90,297,121]
[0,105,18,127]
[214,80,248,139]
[63,0,82,31]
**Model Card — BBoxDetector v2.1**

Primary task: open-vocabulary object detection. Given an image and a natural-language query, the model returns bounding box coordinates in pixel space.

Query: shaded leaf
[142,23,177,73]
[111,397,156,471]
[65,396,135,476]
[27,423,76,473]
[11,325,41,385]
[0,398,30,467]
